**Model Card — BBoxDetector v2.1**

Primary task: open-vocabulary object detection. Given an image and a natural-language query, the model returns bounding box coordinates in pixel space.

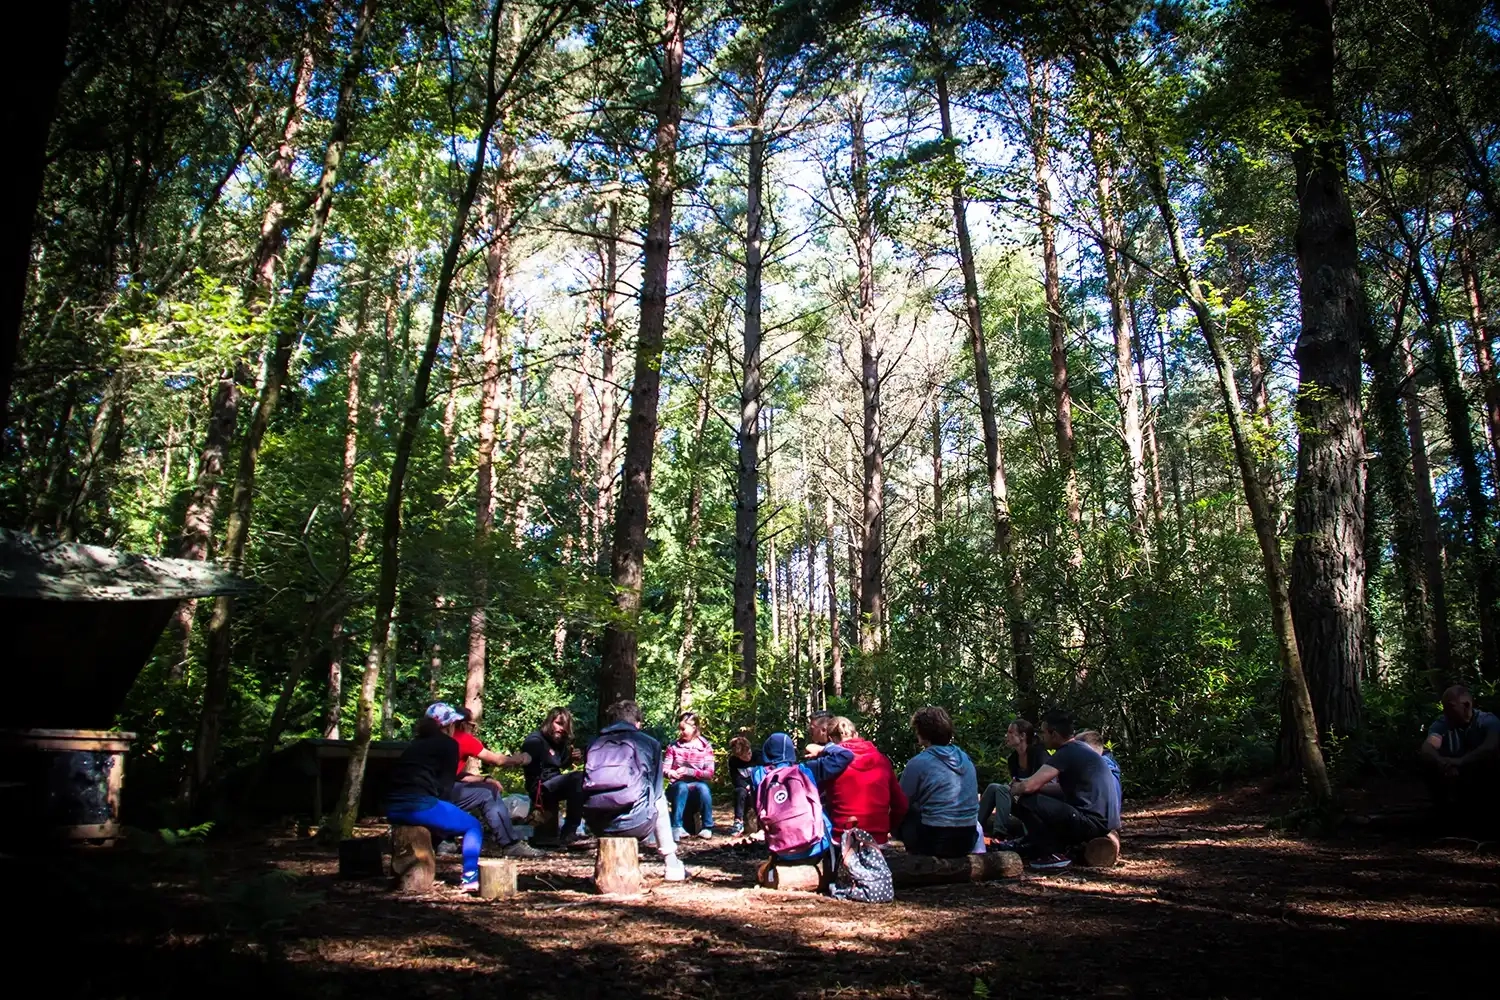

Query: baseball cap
[426,702,466,726]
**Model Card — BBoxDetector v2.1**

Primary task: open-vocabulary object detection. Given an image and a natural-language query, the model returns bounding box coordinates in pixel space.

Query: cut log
[594,836,642,895]
[338,835,384,878]
[1083,831,1121,868]
[755,858,823,892]
[885,850,1022,887]
[390,824,436,894]
[478,857,518,899]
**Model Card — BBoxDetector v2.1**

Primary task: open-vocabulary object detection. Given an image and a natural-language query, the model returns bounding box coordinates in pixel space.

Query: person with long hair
[520,707,585,843]
[979,718,1050,838]
[820,716,907,844]
[664,710,716,840]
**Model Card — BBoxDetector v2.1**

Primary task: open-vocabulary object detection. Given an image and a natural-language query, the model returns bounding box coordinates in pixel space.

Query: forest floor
[15,776,1499,999]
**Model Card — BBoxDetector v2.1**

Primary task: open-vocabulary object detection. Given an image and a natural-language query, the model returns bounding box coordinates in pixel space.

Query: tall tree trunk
[1092,133,1150,560]
[1025,56,1083,572]
[596,0,684,721]
[1129,299,1166,531]
[1108,44,1331,798]
[733,59,766,690]
[170,23,319,666]
[333,0,561,837]
[592,200,622,571]
[675,338,716,713]
[325,277,368,735]
[1458,227,1500,474]
[1364,268,1441,680]
[850,95,885,656]
[934,69,1032,705]
[1401,326,1455,678]
[823,433,844,697]
[466,145,514,722]
[196,0,375,793]
[1282,0,1369,740]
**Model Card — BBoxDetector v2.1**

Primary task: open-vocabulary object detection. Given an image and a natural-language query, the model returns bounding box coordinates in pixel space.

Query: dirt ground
[12,778,1498,998]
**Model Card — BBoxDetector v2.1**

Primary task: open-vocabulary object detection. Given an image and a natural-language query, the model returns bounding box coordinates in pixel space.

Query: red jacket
[821,738,908,843]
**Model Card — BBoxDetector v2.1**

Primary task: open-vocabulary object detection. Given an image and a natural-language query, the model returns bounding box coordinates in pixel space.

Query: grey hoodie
[899,744,979,828]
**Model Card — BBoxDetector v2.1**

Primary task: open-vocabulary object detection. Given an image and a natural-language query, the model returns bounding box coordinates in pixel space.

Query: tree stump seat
[755,859,823,892]
[478,857,518,899]
[1082,831,1121,868]
[594,835,642,895]
[390,824,436,893]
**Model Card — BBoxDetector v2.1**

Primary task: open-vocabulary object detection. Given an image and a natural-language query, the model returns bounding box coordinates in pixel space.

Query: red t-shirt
[453,730,485,774]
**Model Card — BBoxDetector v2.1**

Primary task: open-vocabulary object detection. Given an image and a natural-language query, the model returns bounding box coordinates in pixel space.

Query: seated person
[898,705,980,858]
[580,699,686,881]
[521,707,586,844]
[806,709,834,753]
[664,710,716,841]
[450,708,544,858]
[385,703,484,892]
[1010,710,1121,870]
[726,735,762,836]
[819,716,907,844]
[979,718,1050,839]
[1075,730,1123,819]
[1419,684,1500,831]
[752,732,854,875]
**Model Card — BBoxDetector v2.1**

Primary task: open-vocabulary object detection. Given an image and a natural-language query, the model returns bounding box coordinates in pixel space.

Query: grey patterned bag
[829,826,894,903]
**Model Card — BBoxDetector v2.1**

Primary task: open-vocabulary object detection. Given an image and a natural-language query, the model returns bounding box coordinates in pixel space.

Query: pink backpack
[755,764,824,854]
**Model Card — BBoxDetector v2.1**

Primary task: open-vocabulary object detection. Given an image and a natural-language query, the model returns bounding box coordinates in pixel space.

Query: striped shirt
[663,735,715,780]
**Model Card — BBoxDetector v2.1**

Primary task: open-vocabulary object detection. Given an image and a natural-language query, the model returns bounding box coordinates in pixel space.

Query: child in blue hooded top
[751,731,854,864]
[897,705,979,858]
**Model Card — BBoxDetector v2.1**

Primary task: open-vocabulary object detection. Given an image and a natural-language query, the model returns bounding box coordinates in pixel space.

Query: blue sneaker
[1028,853,1072,871]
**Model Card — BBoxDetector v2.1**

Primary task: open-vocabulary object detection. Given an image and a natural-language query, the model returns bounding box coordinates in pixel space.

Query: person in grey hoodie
[897,705,979,857]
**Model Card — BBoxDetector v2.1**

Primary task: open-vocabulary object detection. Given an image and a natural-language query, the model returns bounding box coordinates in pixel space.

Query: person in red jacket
[814,716,908,844]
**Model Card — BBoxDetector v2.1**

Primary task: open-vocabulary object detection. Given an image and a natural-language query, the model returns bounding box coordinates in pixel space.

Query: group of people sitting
[384,697,1124,891]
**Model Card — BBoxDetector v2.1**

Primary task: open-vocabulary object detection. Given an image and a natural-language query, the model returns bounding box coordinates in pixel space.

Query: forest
[6,0,1498,837]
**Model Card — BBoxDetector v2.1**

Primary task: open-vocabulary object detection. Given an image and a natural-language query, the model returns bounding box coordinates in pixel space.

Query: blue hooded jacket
[750,732,854,860]
[899,743,979,828]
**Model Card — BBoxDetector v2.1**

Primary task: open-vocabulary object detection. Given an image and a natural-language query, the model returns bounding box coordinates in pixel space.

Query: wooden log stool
[478,858,518,900]
[390,824,436,893]
[885,850,1023,887]
[594,836,642,895]
[755,858,823,892]
[1082,831,1121,868]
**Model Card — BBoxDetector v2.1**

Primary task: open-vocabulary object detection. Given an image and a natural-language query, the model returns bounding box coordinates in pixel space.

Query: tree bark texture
[935,70,1032,705]
[1282,0,1369,739]
[676,338,716,713]
[597,0,684,721]
[850,96,885,656]
[733,59,766,691]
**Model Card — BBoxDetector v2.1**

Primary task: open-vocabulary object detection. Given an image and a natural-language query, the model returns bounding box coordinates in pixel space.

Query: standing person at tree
[897,705,979,858]
[1010,710,1122,870]
[450,709,544,858]
[580,699,686,881]
[818,716,907,844]
[664,711,716,840]
[385,703,484,892]
[726,735,761,836]
[521,707,585,844]
[980,718,1051,838]
[1419,685,1500,831]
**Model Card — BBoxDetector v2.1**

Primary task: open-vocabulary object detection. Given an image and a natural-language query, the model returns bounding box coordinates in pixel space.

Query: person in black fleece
[727,735,762,836]
[520,706,585,842]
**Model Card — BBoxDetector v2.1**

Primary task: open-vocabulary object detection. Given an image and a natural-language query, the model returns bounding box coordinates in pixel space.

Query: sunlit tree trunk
[597,0,684,720]
[849,93,885,656]
[1025,56,1083,572]
[733,60,766,690]
[197,0,374,792]
[592,199,622,571]
[675,339,716,713]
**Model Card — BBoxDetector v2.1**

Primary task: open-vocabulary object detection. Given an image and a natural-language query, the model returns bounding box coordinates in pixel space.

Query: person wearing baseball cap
[384,702,485,891]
